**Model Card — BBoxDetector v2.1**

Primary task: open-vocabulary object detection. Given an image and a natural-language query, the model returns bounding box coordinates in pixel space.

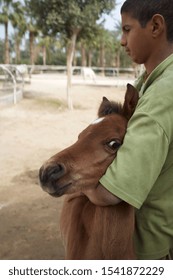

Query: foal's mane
[98,96,123,117]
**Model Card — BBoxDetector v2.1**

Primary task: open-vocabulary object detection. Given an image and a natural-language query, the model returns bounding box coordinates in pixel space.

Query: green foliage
[28,0,116,38]
[0,0,132,68]
[0,0,22,25]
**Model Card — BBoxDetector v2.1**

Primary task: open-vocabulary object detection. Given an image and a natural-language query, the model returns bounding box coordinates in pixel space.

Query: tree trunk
[73,50,77,66]
[15,35,21,64]
[88,49,92,67]
[4,22,10,64]
[42,45,47,65]
[81,43,87,66]
[100,42,105,76]
[66,29,80,110]
[16,44,21,64]
[29,31,35,65]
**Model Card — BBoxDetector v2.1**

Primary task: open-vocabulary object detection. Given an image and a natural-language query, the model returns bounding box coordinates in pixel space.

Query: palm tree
[38,36,53,65]
[0,0,12,63]
[0,0,26,64]
[24,0,39,65]
[27,24,38,65]
[11,1,27,64]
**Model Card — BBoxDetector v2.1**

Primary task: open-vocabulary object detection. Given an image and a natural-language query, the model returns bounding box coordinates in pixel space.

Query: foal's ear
[98,96,122,117]
[98,97,111,117]
[123,84,139,120]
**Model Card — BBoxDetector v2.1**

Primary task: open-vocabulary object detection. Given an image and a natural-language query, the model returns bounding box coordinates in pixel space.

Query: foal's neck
[67,192,87,202]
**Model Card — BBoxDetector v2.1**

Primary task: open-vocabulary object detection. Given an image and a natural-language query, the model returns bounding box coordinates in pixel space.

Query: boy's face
[121,12,154,65]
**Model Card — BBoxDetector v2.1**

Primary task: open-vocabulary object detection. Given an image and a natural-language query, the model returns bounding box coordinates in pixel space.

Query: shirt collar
[135,53,173,97]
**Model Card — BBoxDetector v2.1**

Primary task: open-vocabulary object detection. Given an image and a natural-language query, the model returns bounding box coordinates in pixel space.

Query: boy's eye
[123,25,131,32]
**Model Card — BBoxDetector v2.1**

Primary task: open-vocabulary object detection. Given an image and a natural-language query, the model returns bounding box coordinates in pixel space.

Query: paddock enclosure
[0,73,134,259]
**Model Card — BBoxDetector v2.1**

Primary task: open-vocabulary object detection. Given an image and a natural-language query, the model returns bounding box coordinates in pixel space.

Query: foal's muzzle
[39,163,67,196]
[39,163,65,184]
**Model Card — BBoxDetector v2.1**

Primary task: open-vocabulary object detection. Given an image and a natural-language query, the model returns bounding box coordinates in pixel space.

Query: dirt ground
[0,74,132,260]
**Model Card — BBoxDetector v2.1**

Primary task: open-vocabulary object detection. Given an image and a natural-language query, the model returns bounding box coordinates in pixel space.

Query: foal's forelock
[110,102,123,115]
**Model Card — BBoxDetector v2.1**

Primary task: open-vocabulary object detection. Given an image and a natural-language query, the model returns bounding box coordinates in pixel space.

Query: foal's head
[39,84,138,197]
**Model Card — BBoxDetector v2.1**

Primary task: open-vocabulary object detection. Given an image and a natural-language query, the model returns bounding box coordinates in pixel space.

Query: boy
[84,0,173,259]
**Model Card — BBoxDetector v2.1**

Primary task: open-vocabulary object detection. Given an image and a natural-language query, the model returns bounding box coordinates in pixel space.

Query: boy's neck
[145,43,173,76]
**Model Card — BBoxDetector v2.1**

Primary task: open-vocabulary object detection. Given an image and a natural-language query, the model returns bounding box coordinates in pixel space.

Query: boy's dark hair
[121,0,173,42]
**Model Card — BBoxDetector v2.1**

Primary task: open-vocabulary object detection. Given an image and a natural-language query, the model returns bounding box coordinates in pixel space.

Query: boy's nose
[121,34,127,47]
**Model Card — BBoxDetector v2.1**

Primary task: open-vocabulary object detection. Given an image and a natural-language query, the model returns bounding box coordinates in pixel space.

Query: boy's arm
[82,183,122,206]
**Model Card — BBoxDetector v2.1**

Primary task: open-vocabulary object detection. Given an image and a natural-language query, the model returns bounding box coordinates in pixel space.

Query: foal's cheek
[92,154,117,182]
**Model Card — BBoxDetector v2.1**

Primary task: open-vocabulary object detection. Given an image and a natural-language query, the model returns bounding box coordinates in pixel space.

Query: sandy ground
[0,74,133,260]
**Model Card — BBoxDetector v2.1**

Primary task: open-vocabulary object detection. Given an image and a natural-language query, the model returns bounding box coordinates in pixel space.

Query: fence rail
[27,65,135,76]
[0,64,137,106]
[0,64,27,105]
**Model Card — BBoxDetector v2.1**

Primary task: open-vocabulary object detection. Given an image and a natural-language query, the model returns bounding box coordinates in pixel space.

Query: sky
[0,0,125,39]
[103,0,124,30]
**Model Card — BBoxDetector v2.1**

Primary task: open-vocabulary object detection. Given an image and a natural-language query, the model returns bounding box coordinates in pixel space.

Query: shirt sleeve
[99,111,169,209]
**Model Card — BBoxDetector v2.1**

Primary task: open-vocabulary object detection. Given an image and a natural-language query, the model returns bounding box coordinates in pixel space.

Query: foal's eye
[107,140,122,151]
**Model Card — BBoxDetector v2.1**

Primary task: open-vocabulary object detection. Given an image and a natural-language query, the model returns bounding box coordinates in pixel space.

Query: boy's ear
[123,84,139,120]
[151,14,165,38]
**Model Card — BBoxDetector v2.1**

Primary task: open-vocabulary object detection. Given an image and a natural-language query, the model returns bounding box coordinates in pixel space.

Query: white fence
[28,65,135,77]
[0,64,31,105]
[0,64,136,105]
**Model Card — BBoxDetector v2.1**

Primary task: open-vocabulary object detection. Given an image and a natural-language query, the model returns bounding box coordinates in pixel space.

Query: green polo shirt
[100,54,173,259]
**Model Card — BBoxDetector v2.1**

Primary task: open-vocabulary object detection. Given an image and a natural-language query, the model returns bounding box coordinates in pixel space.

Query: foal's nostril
[47,164,65,181]
[39,163,65,185]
